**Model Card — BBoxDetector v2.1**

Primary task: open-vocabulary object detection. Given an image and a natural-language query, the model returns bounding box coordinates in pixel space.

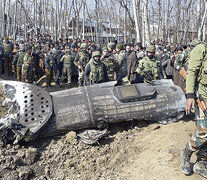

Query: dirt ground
[0,76,206,180]
[0,119,205,180]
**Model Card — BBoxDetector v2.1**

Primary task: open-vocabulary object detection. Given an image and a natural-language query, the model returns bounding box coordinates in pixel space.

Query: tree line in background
[0,0,207,45]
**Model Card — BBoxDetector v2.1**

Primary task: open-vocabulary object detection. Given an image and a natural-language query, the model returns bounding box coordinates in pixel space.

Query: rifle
[196,92,207,117]
[140,70,154,84]
[179,67,187,81]
[179,66,207,116]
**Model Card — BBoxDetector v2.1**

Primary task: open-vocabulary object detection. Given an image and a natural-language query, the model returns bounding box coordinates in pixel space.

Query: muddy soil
[0,119,205,180]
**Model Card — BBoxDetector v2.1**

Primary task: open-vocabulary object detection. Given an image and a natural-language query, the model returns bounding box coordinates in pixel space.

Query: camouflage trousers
[16,66,22,81]
[61,67,72,84]
[22,64,34,83]
[78,70,84,86]
[45,68,53,86]
[186,99,207,159]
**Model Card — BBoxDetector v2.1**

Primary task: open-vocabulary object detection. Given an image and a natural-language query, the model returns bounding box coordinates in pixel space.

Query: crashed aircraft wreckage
[0,80,186,144]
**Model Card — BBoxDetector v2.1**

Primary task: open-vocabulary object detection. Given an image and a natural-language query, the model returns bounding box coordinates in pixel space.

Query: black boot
[67,84,71,89]
[193,158,207,178]
[180,149,193,175]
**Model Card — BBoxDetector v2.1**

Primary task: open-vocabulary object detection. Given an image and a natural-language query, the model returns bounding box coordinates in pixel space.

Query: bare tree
[133,0,141,43]
[182,0,193,43]
[142,0,150,46]
[198,0,207,40]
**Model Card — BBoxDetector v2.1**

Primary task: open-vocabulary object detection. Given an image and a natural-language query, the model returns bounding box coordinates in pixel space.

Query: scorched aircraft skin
[0,80,186,143]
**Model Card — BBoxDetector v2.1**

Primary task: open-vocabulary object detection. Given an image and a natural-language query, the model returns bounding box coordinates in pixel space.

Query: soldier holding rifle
[181,42,207,178]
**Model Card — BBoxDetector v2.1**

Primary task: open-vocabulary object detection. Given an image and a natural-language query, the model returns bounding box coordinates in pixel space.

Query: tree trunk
[203,19,206,40]
[82,0,86,40]
[166,0,171,43]
[118,4,121,43]
[157,0,161,39]
[124,0,127,43]
[55,0,58,41]
[198,0,207,40]
[176,0,181,42]
[197,0,201,35]
[142,0,150,46]
[133,0,141,42]
[2,0,6,37]
[13,0,18,40]
[183,0,192,43]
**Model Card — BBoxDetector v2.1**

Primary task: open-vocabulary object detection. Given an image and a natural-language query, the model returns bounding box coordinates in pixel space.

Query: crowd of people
[0,34,198,90]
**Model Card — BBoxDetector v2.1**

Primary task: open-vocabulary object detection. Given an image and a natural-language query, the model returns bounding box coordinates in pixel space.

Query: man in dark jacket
[52,46,63,85]
[127,42,144,84]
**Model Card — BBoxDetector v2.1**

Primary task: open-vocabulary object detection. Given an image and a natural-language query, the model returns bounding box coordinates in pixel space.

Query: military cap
[70,43,76,47]
[146,45,156,53]
[116,43,124,50]
[92,51,101,57]
[102,46,108,51]
[55,46,60,50]
[96,47,102,52]
[81,43,88,49]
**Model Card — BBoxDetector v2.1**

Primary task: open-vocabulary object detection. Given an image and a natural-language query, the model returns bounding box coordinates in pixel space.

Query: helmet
[81,43,88,49]
[146,45,156,53]
[102,46,108,51]
[107,43,115,52]
[92,51,101,57]
[116,43,124,50]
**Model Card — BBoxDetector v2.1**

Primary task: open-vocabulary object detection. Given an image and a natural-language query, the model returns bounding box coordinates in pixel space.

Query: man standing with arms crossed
[181,42,207,178]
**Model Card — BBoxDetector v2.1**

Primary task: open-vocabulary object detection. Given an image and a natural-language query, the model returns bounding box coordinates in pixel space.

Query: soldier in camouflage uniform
[70,43,78,84]
[114,43,128,80]
[60,50,75,88]
[13,46,25,81]
[174,40,200,91]
[44,51,54,87]
[174,45,190,72]
[101,46,119,81]
[22,46,35,83]
[3,38,13,76]
[136,45,166,83]
[174,40,200,73]
[74,43,91,86]
[85,51,109,85]
[181,42,207,178]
